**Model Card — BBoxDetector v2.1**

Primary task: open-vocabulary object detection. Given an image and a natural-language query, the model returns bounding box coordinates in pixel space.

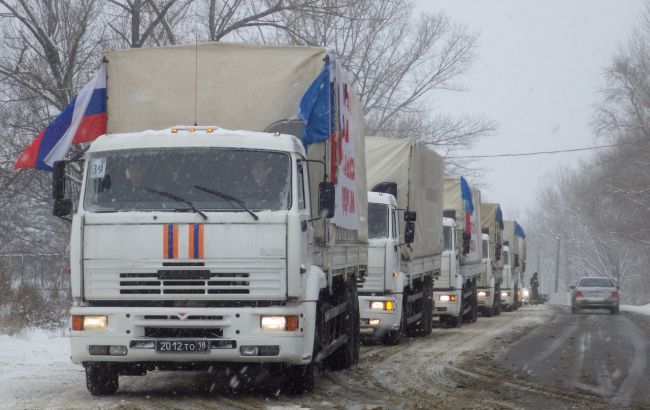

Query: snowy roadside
[621,304,650,316]
[0,329,82,409]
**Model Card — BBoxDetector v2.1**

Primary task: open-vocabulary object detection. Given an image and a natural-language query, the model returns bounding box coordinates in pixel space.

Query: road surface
[4,304,650,409]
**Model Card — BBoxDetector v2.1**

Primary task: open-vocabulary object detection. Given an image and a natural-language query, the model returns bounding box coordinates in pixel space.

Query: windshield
[578,278,615,288]
[368,203,389,239]
[83,149,291,212]
[443,226,453,250]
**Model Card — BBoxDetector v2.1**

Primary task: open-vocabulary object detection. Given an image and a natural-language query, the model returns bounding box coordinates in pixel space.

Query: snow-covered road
[0,306,553,409]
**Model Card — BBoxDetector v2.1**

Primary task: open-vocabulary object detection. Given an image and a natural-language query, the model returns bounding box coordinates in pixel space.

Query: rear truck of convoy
[477,203,504,317]
[359,137,443,344]
[501,220,526,311]
[435,177,483,327]
[51,43,369,395]
[514,222,527,305]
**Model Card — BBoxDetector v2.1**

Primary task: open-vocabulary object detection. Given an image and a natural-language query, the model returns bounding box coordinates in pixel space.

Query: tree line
[528,5,650,304]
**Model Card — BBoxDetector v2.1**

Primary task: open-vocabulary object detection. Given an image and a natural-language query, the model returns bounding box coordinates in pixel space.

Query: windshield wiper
[193,185,258,221]
[144,187,208,220]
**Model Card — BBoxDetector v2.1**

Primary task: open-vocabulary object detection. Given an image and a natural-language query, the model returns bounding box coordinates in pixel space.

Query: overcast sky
[415,0,645,221]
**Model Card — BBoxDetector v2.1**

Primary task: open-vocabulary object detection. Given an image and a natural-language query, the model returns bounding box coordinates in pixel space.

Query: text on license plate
[156,340,210,353]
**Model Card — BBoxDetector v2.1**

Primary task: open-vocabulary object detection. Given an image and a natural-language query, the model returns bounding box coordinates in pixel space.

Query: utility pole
[554,236,560,293]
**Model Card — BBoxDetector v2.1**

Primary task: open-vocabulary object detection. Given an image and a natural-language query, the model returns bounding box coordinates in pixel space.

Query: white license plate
[156,340,210,353]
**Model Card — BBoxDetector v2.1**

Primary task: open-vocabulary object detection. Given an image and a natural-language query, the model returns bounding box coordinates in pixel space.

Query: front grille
[119,272,251,295]
[143,315,224,321]
[144,327,223,338]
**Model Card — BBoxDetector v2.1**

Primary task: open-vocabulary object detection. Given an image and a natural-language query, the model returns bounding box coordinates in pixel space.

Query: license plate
[156,340,210,353]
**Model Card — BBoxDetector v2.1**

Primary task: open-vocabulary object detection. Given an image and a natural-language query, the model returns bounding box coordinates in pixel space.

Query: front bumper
[70,304,311,365]
[433,290,461,316]
[477,288,493,307]
[500,290,515,306]
[574,298,619,309]
[359,294,403,338]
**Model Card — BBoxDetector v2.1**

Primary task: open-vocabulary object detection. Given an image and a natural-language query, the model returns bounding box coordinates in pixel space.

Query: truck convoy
[52,43,369,395]
[434,177,482,327]
[478,203,504,317]
[360,137,443,344]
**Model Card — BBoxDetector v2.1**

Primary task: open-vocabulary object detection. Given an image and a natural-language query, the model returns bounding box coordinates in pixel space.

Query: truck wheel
[326,281,357,370]
[445,313,462,328]
[610,305,619,315]
[286,302,322,394]
[286,362,315,394]
[85,363,118,396]
[493,293,502,316]
[419,277,433,336]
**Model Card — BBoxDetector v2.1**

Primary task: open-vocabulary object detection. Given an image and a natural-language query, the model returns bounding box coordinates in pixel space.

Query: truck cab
[434,217,464,325]
[359,192,404,343]
[61,127,364,395]
[477,233,499,316]
[500,244,515,310]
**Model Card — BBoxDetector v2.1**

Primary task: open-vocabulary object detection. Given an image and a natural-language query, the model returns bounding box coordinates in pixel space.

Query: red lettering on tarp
[343,157,355,180]
[342,187,356,214]
[343,84,351,111]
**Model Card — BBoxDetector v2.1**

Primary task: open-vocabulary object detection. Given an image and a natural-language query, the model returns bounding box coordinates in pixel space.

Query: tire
[610,305,620,315]
[571,304,579,314]
[286,302,322,394]
[85,363,118,396]
[326,281,358,370]
[445,312,462,328]
[416,277,434,337]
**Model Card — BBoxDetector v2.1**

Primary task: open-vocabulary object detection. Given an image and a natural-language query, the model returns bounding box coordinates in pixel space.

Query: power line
[446,140,647,159]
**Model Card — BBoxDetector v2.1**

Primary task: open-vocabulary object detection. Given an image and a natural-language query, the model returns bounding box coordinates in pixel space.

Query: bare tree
[103,0,191,47]
[270,0,496,165]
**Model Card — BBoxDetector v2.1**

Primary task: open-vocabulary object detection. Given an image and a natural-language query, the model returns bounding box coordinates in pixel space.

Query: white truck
[359,137,443,344]
[435,177,482,327]
[501,220,521,311]
[477,203,504,317]
[52,43,369,395]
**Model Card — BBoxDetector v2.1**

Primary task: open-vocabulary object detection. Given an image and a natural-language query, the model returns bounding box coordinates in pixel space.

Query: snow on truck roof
[367,191,397,207]
[87,127,306,156]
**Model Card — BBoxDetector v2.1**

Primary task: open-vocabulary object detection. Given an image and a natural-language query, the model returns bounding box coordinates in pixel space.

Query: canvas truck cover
[481,203,503,255]
[103,42,367,243]
[503,220,520,262]
[443,177,481,265]
[365,137,443,260]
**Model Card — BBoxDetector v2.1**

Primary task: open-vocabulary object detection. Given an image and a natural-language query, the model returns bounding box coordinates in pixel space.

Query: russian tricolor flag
[460,176,474,234]
[14,65,107,171]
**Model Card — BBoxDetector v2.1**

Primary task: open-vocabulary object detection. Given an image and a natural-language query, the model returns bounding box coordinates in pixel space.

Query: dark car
[570,277,620,314]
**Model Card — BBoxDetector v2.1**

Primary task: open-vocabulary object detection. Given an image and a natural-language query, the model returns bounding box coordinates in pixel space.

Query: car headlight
[439,295,456,302]
[370,301,394,310]
[83,315,108,330]
[260,315,299,331]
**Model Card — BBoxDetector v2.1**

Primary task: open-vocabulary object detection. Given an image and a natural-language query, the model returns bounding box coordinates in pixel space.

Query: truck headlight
[478,291,488,297]
[73,315,107,331]
[501,291,509,297]
[439,295,456,302]
[260,315,299,331]
[523,289,530,297]
[370,301,394,310]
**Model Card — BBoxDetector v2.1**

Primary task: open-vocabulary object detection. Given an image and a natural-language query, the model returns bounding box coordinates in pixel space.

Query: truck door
[386,207,400,279]
[298,161,311,267]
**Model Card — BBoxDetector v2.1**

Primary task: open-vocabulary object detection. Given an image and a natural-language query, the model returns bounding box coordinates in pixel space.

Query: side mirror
[404,210,416,222]
[404,221,415,244]
[53,199,73,217]
[318,181,335,219]
[52,161,67,200]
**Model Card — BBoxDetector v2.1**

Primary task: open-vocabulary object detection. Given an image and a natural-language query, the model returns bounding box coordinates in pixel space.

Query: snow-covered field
[0,329,82,409]
[621,303,650,316]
